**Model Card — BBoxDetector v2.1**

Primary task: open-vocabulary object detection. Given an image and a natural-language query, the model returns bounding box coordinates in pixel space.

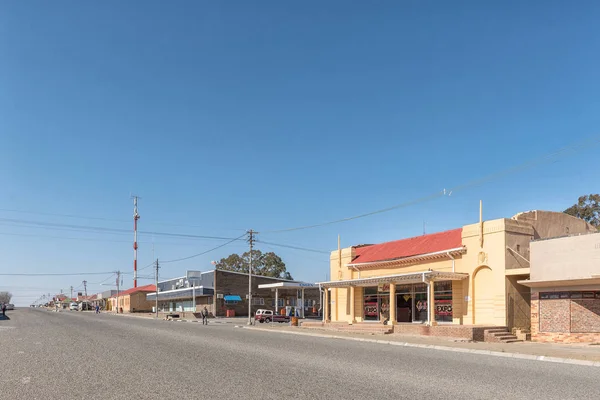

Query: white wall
[531,233,600,281]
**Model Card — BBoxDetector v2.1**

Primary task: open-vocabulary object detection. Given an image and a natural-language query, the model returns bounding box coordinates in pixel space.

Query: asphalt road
[1,308,599,400]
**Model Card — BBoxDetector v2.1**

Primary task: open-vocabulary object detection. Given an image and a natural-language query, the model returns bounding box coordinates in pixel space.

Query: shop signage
[540,291,600,300]
[435,300,452,316]
[378,283,390,293]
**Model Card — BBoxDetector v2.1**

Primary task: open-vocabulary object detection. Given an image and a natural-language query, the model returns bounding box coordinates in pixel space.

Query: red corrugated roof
[350,228,463,264]
[116,284,156,297]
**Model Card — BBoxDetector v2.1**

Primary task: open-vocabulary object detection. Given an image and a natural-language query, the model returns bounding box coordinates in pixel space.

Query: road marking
[34,342,42,345]
[21,377,31,384]
[18,351,24,354]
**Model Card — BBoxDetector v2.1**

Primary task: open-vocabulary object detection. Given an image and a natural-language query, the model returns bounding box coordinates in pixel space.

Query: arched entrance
[473,266,494,325]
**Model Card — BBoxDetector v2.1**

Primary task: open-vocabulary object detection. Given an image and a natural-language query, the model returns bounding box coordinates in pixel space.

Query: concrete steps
[484,327,522,343]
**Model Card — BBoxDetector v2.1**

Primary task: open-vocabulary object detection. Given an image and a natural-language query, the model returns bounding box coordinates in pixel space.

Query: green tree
[564,194,600,228]
[215,250,293,280]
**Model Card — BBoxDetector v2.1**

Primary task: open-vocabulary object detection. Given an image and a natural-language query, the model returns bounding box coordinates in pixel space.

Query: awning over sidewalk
[147,286,214,301]
[518,277,600,288]
[258,282,317,289]
[317,270,468,288]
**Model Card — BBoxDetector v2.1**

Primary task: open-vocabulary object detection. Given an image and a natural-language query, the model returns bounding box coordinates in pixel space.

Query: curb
[242,327,600,368]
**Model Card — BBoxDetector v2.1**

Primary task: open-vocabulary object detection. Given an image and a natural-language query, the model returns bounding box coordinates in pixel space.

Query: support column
[275,288,279,316]
[428,280,436,326]
[323,288,329,323]
[301,288,305,318]
[350,286,356,324]
[389,283,396,325]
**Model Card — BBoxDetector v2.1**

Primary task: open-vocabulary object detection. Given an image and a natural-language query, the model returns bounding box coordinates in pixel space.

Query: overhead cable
[161,233,247,264]
[261,135,600,233]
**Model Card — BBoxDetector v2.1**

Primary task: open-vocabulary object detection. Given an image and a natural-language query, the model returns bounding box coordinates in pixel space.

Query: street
[0,309,599,400]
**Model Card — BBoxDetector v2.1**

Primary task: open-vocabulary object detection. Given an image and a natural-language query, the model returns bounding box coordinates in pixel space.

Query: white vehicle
[69,302,79,311]
[5,304,15,311]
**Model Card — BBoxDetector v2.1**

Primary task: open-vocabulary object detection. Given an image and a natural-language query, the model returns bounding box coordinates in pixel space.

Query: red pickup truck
[255,309,291,323]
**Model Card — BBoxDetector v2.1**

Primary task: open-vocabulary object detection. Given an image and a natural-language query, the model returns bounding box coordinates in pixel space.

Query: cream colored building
[520,232,600,342]
[319,210,595,332]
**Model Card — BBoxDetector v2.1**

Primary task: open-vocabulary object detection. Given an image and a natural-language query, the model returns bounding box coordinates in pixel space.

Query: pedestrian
[95,305,100,314]
[2,303,6,317]
[202,306,208,325]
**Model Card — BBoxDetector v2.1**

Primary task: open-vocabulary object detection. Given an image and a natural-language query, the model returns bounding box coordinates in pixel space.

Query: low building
[96,290,117,311]
[110,284,156,313]
[147,269,320,318]
[519,232,600,343]
[319,210,595,337]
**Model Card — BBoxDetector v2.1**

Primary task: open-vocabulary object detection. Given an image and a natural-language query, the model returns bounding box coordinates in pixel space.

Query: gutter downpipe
[422,272,431,326]
[447,252,455,273]
[318,284,323,322]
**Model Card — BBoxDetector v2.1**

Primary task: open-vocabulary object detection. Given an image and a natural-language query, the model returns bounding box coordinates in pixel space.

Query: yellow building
[319,210,595,336]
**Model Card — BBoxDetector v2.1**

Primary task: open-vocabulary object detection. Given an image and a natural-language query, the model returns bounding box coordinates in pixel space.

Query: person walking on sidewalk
[201,306,209,325]
[95,305,100,314]
[2,303,6,317]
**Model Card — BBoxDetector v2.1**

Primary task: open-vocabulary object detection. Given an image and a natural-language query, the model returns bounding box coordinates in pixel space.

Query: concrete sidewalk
[245,324,600,366]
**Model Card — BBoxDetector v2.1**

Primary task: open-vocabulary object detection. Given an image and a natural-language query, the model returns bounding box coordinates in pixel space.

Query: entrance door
[396,294,412,322]
[413,292,428,323]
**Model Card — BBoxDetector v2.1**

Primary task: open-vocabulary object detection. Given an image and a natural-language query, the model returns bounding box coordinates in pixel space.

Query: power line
[261,135,600,233]
[0,208,246,231]
[0,217,245,241]
[88,273,117,285]
[161,234,247,264]
[0,272,115,276]
[256,240,330,254]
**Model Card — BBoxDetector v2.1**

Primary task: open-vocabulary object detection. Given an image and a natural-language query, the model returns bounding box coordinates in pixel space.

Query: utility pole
[247,229,257,325]
[154,259,159,319]
[83,280,87,298]
[70,286,73,300]
[116,271,121,313]
[132,196,140,288]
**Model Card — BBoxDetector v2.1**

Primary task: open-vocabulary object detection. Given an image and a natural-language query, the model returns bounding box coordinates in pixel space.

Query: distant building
[146,269,320,317]
[109,284,156,313]
[520,232,600,343]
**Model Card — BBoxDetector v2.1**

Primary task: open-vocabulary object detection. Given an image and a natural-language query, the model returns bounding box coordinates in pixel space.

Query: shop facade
[520,232,600,343]
[320,210,597,332]
[147,269,320,317]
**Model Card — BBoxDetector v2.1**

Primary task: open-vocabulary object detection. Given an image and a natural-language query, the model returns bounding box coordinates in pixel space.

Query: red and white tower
[133,196,140,288]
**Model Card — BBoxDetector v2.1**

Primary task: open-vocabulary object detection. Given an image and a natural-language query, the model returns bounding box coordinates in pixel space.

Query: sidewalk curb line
[244,327,600,367]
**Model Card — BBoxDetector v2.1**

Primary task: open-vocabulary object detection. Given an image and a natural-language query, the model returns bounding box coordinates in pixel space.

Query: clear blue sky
[1,1,599,305]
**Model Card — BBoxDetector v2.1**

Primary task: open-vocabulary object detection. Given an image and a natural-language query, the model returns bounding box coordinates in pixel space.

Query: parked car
[69,302,79,311]
[5,304,15,311]
[255,309,291,323]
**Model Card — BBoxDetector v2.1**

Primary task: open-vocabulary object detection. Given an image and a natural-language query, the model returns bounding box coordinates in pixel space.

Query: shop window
[363,287,379,321]
[252,297,264,306]
[271,298,285,307]
[434,281,453,323]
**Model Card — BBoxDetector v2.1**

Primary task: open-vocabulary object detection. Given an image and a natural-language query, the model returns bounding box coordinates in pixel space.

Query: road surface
[0,308,598,399]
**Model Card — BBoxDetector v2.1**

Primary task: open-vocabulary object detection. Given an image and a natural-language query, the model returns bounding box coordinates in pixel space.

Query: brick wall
[531,291,600,343]
[539,299,570,332]
[571,300,600,333]
[130,292,155,313]
[392,324,495,341]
